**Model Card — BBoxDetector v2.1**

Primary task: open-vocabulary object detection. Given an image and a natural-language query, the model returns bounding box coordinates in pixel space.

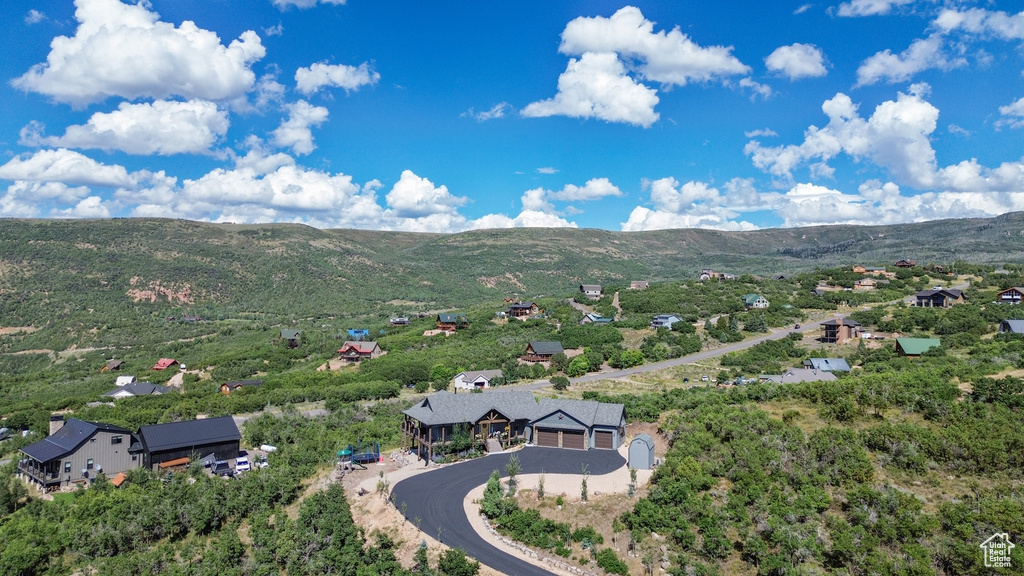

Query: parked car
[235,455,250,472]
[212,460,233,477]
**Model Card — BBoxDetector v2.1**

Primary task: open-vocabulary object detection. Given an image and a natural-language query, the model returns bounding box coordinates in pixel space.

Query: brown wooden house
[436,313,468,332]
[506,301,539,318]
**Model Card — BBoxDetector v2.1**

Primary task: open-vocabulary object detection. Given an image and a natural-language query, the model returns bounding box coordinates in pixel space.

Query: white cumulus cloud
[855,34,965,86]
[934,8,1024,41]
[558,6,749,86]
[272,100,329,155]
[549,178,623,201]
[521,52,660,127]
[295,61,379,94]
[384,170,467,219]
[11,0,265,107]
[746,88,1024,197]
[836,0,914,17]
[765,43,828,80]
[620,176,761,231]
[998,97,1024,129]
[20,100,228,155]
[0,148,136,188]
[525,6,748,127]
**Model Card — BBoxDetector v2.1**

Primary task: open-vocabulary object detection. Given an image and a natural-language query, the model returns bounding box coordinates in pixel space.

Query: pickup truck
[235,455,251,473]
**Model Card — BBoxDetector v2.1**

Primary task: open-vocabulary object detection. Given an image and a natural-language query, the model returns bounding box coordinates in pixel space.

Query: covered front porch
[402,411,527,462]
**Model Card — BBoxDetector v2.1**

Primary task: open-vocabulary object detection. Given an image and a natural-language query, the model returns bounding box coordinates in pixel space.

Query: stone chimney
[49,414,65,435]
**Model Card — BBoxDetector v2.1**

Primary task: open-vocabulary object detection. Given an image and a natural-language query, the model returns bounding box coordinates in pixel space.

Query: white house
[452,369,504,390]
[115,375,137,387]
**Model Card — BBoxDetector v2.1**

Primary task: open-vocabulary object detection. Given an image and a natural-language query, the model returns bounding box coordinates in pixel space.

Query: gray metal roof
[21,419,132,463]
[404,390,538,426]
[763,368,838,384]
[1001,319,1024,334]
[456,370,503,382]
[804,358,851,371]
[138,416,241,453]
[102,382,172,397]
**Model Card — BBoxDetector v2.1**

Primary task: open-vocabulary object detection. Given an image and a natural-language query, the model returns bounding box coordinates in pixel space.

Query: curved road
[401,282,969,573]
[392,447,624,576]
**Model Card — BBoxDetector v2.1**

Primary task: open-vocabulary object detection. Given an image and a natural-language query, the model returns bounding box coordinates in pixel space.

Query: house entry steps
[486,438,503,453]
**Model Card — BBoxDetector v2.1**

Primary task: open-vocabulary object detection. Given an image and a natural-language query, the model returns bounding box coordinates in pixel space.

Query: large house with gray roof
[18,418,142,491]
[402,390,626,461]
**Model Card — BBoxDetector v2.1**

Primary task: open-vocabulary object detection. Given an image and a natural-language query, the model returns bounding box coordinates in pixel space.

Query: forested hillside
[1,216,1024,576]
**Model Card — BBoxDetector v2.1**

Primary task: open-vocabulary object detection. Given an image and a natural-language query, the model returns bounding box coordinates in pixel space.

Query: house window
[132,455,137,461]
[86,459,94,470]
[64,461,71,473]
[111,436,122,445]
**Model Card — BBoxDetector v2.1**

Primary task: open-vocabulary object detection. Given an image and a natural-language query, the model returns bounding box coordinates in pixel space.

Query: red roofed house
[337,341,384,362]
[152,358,178,371]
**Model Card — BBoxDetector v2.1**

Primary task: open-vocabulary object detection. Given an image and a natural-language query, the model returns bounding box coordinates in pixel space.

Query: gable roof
[152,358,178,370]
[404,390,538,426]
[527,341,564,355]
[804,358,851,371]
[103,382,172,397]
[508,301,536,310]
[1000,319,1024,334]
[138,416,240,453]
[104,359,123,370]
[437,313,467,323]
[280,329,301,340]
[896,337,941,355]
[533,398,625,429]
[742,294,766,305]
[21,418,132,463]
[915,288,964,299]
[455,369,503,382]
[580,284,601,292]
[652,314,681,322]
[338,341,381,354]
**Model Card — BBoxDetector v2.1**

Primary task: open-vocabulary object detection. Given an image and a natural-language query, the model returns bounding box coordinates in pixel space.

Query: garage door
[562,430,586,450]
[594,430,614,450]
[536,428,559,448]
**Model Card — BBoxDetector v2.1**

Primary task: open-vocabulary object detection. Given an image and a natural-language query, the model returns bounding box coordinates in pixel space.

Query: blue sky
[1,0,1022,232]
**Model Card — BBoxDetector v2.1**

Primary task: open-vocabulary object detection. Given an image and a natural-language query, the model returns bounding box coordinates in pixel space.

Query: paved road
[506,315,839,392]
[392,447,624,576]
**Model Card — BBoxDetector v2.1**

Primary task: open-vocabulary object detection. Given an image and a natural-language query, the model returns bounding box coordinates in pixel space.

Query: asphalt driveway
[391,446,625,576]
